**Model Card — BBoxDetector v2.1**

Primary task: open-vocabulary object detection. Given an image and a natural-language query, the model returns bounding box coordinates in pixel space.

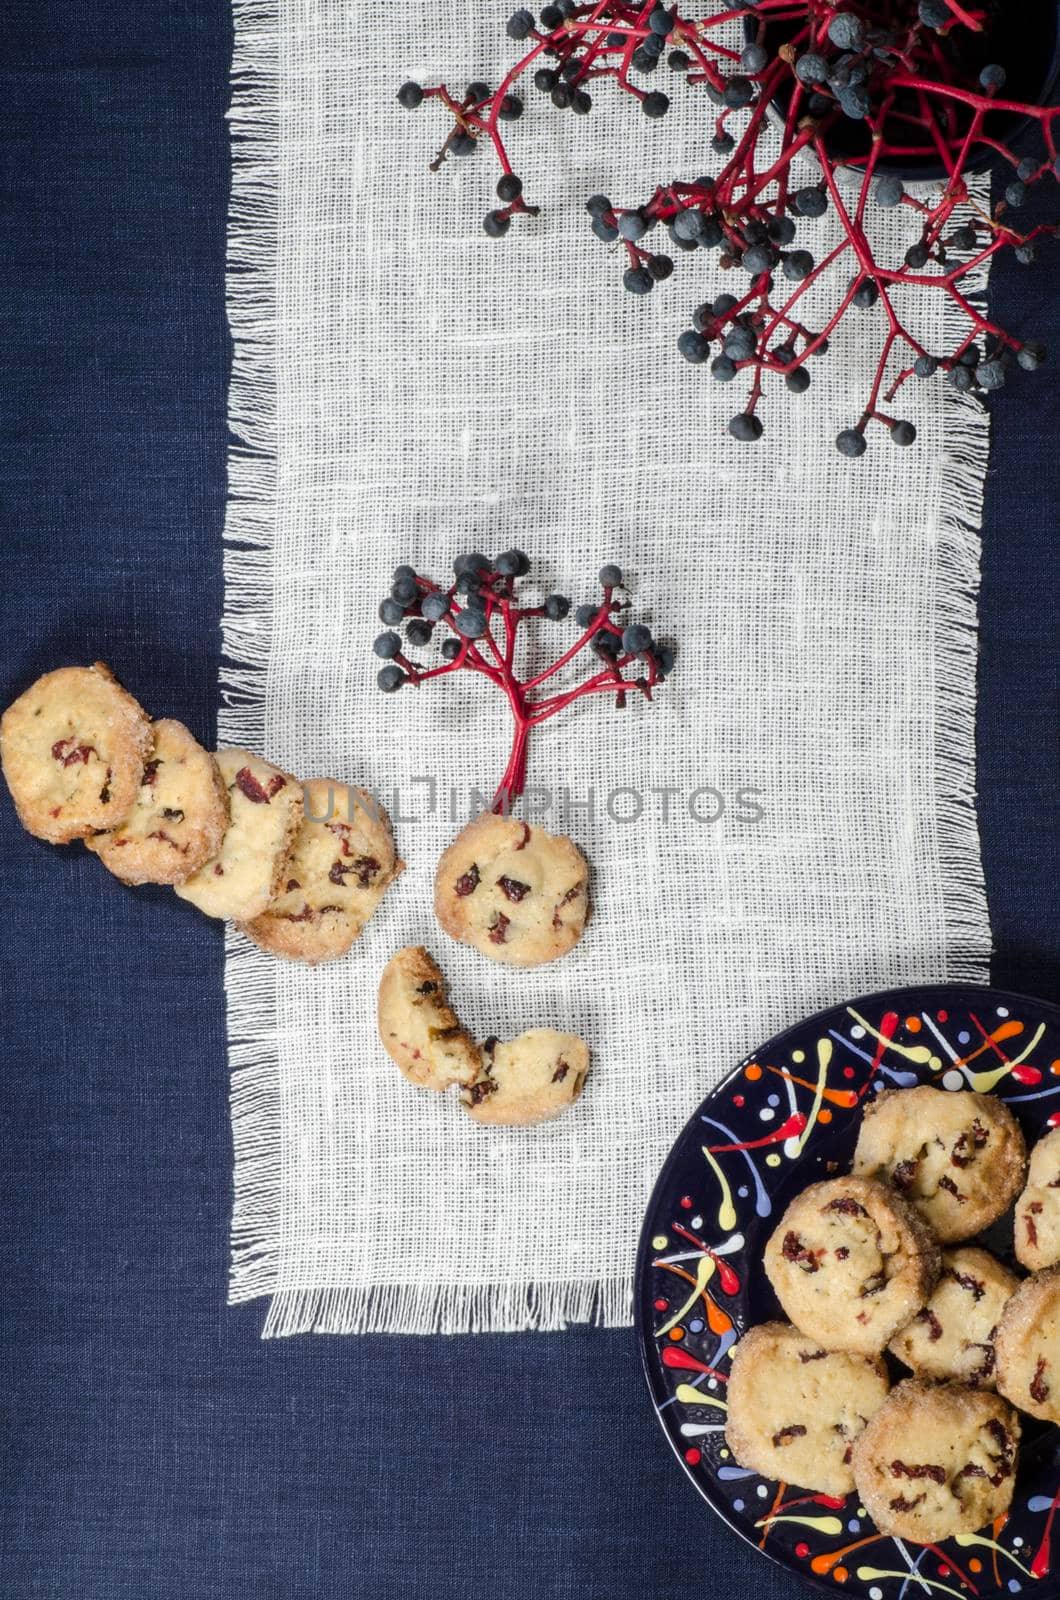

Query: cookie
[175,749,303,922]
[378,946,481,1091]
[852,1379,1020,1542]
[994,1266,1060,1423]
[889,1246,1018,1389]
[725,1322,890,1497]
[1,662,152,844]
[763,1176,940,1355]
[84,719,229,885]
[240,778,402,963]
[853,1086,1026,1243]
[1014,1126,1060,1271]
[461,1029,589,1125]
[434,814,589,966]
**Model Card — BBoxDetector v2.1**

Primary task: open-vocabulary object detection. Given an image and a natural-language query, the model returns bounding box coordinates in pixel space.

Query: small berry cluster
[399,0,1059,455]
[373,553,673,812]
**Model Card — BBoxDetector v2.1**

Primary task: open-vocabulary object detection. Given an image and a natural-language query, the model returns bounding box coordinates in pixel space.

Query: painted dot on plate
[1050,1112,1060,1129]
[688,1318,704,1334]
[968,1560,982,1575]
[766,1153,782,1168]
[756,1484,769,1498]
[997,1006,1010,1018]
[653,1297,667,1312]
[1052,1060,1060,1077]
[928,1055,942,1070]
[843,1066,856,1080]
[719,1448,729,1460]
[680,1195,693,1209]
[851,1025,865,1039]
[691,1215,703,1229]
[737,1186,749,1198]
[767,1094,781,1107]
[668,1327,685,1342]
[792,1049,806,1064]
[707,1378,717,1391]
[652,1235,668,1250]
[733,1498,744,1512]
[937,1565,950,1578]
[847,1520,860,1534]
[833,1566,849,1584]
[1008,1582,1022,1594]
[1012,1537,1023,1549]
[937,1009,949,1022]
[745,1064,762,1081]
[759,1108,775,1122]
[869,1589,883,1600]
[958,1031,970,1044]
[684,1447,701,1465]
[906,1016,922,1033]
[819,1108,833,1124]
[795,1542,810,1560]
[733,1093,746,1108]
[942,1070,964,1091]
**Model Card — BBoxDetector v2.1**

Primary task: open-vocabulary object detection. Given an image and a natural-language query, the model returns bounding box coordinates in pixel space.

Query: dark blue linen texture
[0,4,1057,1597]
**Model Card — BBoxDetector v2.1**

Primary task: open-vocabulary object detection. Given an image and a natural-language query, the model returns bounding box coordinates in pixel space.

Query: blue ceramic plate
[636,985,1060,1600]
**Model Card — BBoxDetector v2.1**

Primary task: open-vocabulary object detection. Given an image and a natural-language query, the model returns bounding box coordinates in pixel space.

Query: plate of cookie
[636,985,1060,1600]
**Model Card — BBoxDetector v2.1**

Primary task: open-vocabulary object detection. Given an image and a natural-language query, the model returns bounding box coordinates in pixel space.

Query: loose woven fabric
[223,0,993,1335]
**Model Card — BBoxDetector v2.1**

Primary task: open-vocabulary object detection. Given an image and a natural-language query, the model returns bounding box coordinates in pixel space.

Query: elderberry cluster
[399,1,1059,457]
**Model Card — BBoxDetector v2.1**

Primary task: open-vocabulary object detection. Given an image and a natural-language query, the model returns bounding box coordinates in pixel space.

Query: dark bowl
[744,0,1060,182]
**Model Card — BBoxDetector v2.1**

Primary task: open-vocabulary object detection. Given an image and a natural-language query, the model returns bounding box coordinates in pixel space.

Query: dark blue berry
[949,224,975,252]
[594,629,622,660]
[466,81,490,103]
[497,173,522,203]
[713,293,738,317]
[391,576,417,606]
[729,413,763,442]
[838,84,871,119]
[741,42,768,71]
[905,242,929,269]
[949,364,974,392]
[648,254,673,281]
[406,619,433,647]
[379,597,405,625]
[794,186,827,218]
[742,243,775,275]
[959,345,981,367]
[599,564,623,587]
[454,608,488,639]
[643,92,670,118]
[632,46,661,73]
[534,67,558,92]
[454,551,489,575]
[712,132,735,155]
[374,631,403,659]
[785,367,811,394]
[575,603,597,627]
[978,63,1006,90]
[1015,242,1036,265]
[678,329,710,364]
[506,9,535,40]
[495,548,530,577]
[891,420,916,446]
[772,342,796,365]
[393,564,416,584]
[723,75,754,109]
[377,665,404,692]
[783,250,814,281]
[768,215,796,246]
[484,210,511,238]
[918,0,949,24]
[586,193,612,217]
[571,89,592,114]
[441,637,462,661]
[914,354,938,378]
[539,0,562,24]
[618,210,649,241]
[836,428,866,458]
[795,53,828,84]
[1017,341,1045,371]
[852,278,879,309]
[623,266,655,295]
[724,326,756,361]
[828,12,864,48]
[668,49,691,71]
[551,83,573,109]
[875,174,904,208]
[421,592,450,622]
[450,132,476,157]
[500,92,523,119]
[652,644,676,677]
[711,355,737,383]
[975,358,1007,391]
[544,593,571,620]
[1005,181,1026,209]
[622,623,653,653]
[397,82,424,110]
[591,217,619,243]
[649,6,673,35]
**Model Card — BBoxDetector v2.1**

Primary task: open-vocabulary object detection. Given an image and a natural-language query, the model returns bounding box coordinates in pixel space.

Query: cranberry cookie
[852,1380,1020,1542]
[889,1246,1018,1388]
[725,1322,890,1497]
[240,778,402,963]
[378,946,481,1091]
[461,1029,589,1125]
[1,662,152,844]
[434,815,589,966]
[853,1086,1026,1243]
[85,718,228,885]
[763,1177,940,1355]
[995,1266,1060,1423]
[1014,1126,1060,1271]
[175,748,303,922]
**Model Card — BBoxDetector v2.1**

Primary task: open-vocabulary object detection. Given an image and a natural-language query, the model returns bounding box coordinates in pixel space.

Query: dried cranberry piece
[835,1246,850,1260]
[892,1158,918,1192]
[498,875,530,903]
[938,1174,965,1201]
[142,759,161,787]
[353,856,380,888]
[552,1061,570,1083]
[1031,1357,1050,1405]
[781,1231,820,1273]
[514,822,531,850]
[917,1308,944,1342]
[468,1078,498,1106]
[771,1424,807,1447]
[798,1349,827,1363]
[889,1493,925,1513]
[161,807,184,822]
[51,738,94,768]
[824,1195,867,1218]
[488,913,510,944]
[266,774,287,797]
[235,766,272,803]
[328,860,348,885]
[1026,1213,1040,1248]
[455,864,480,896]
[891,1461,946,1483]
[286,878,301,892]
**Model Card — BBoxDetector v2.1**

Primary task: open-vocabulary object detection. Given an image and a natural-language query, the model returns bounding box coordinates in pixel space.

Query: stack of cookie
[0,663,403,963]
[726,1086,1060,1544]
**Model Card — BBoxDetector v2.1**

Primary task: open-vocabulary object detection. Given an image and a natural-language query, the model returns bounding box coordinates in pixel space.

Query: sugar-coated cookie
[1014,1126,1060,1271]
[461,1029,589,1125]
[994,1266,1060,1423]
[377,946,481,1091]
[763,1176,940,1355]
[889,1246,1018,1388]
[85,718,228,885]
[240,778,402,963]
[852,1379,1020,1542]
[853,1086,1026,1243]
[1,662,152,844]
[175,749,303,922]
[434,814,589,966]
[725,1321,890,1496]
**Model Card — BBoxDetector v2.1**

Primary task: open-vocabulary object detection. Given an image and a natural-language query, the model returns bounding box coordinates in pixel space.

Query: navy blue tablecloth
[1,6,1058,1597]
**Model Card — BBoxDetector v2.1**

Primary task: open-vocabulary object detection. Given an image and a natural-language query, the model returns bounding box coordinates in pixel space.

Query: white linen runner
[223,0,992,1334]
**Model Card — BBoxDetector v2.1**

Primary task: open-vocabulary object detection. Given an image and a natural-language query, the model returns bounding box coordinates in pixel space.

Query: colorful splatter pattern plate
[635,986,1060,1600]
